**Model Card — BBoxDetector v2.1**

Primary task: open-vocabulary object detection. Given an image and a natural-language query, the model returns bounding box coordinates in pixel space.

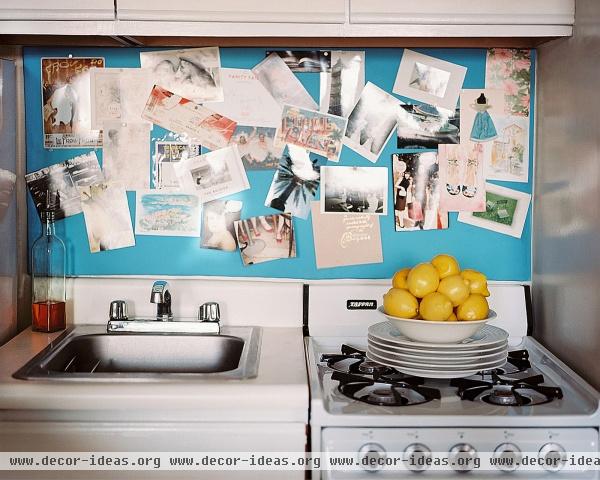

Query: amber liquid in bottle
[32,300,66,333]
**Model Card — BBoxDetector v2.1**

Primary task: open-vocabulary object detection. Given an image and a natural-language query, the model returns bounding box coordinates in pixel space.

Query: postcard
[153,141,202,189]
[486,48,531,117]
[209,68,282,128]
[252,53,318,110]
[392,152,448,232]
[344,82,401,163]
[397,104,459,149]
[175,145,250,203]
[0,168,16,222]
[230,126,283,170]
[234,214,296,266]
[102,122,151,190]
[41,57,104,148]
[320,51,365,118]
[311,201,383,269]
[135,190,201,237]
[265,146,320,219]
[275,105,347,162]
[26,152,104,220]
[321,166,388,215]
[139,47,223,103]
[265,50,331,72]
[90,68,154,129]
[142,85,236,151]
[200,199,243,252]
[393,50,467,111]
[457,183,531,238]
[79,182,135,253]
[438,143,487,212]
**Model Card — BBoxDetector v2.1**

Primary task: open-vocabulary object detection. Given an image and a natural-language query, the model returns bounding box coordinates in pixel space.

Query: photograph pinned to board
[252,53,318,110]
[485,48,531,117]
[311,201,383,269]
[90,68,154,129]
[209,68,282,129]
[275,105,347,162]
[344,82,401,163]
[460,89,503,143]
[153,141,202,189]
[25,152,104,220]
[457,183,531,238]
[265,145,320,220]
[392,50,467,111]
[320,51,365,119]
[234,214,296,266]
[265,50,331,73]
[135,190,201,237]
[230,126,283,170]
[41,57,104,148]
[79,182,135,253]
[392,152,448,232]
[321,166,388,215]
[438,143,487,212]
[139,47,223,103]
[200,199,243,252]
[175,145,250,203]
[396,104,459,149]
[102,122,151,190]
[142,85,236,151]
[0,169,16,222]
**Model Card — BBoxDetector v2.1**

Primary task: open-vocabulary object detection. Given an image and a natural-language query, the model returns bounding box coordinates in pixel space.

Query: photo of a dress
[230,126,283,170]
[200,200,242,252]
[41,57,104,148]
[392,152,448,232]
[396,104,459,149]
[321,166,387,215]
[234,214,296,266]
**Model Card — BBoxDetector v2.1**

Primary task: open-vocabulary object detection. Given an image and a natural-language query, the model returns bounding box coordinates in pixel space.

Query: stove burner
[484,386,532,406]
[368,388,408,406]
[359,361,391,376]
[321,345,396,378]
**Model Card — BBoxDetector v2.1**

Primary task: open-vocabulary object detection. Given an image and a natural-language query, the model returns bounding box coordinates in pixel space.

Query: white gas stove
[305,282,600,479]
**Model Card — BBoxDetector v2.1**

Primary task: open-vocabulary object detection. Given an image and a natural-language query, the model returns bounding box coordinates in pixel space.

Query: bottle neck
[43,215,56,236]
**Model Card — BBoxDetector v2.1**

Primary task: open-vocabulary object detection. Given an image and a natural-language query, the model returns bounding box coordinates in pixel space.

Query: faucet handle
[198,302,220,323]
[109,300,128,321]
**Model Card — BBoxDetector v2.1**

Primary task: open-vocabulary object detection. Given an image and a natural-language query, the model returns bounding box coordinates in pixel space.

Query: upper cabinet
[0,0,114,20]
[116,0,346,23]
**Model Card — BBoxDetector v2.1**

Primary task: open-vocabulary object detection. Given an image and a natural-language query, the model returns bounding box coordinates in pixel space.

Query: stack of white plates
[367,321,509,379]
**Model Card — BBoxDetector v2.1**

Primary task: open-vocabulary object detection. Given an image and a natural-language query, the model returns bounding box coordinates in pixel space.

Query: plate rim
[367,334,508,355]
[367,350,507,371]
[367,340,508,362]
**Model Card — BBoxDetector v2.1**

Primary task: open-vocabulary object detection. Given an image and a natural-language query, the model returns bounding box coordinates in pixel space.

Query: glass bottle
[31,205,66,333]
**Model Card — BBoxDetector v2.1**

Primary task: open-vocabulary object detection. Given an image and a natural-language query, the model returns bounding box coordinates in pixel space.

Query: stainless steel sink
[13,325,261,381]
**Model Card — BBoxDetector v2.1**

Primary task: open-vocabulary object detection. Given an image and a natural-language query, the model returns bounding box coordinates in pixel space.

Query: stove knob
[493,443,522,472]
[403,443,432,472]
[538,443,567,472]
[358,443,386,472]
[449,443,478,472]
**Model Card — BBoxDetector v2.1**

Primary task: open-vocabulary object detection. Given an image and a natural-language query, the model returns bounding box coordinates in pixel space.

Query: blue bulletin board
[23,47,534,280]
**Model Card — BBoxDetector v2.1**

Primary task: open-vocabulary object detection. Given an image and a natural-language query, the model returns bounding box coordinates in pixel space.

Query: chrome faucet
[150,280,173,321]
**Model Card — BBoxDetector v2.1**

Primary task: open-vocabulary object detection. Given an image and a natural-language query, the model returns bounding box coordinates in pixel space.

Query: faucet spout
[150,280,173,321]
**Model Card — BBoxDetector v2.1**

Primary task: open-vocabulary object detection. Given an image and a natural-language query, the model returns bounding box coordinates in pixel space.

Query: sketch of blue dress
[470,111,497,142]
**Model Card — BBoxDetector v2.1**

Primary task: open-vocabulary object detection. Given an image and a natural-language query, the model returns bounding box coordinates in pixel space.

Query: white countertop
[0,326,308,423]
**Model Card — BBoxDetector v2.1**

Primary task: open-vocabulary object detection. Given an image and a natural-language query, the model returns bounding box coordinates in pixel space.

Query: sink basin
[13,325,261,381]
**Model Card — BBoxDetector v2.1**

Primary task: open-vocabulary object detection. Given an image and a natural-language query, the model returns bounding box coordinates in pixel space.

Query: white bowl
[378,307,497,344]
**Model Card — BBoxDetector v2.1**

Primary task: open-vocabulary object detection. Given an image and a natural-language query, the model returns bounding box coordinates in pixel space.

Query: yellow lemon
[456,294,490,321]
[437,274,471,307]
[461,269,491,297]
[431,254,460,279]
[392,268,411,290]
[383,288,419,319]
[448,311,458,321]
[407,263,440,298]
[419,292,453,321]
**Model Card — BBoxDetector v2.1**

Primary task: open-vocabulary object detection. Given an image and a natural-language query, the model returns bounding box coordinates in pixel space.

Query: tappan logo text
[346,300,377,310]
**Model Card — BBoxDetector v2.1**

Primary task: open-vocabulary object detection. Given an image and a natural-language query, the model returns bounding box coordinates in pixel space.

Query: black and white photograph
[200,199,243,252]
[320,51,365,118]
[265,50,331,72]
[25,152,104,220]
[409,62,451,98]
[397,104,460,149]
[140,47,223,103]
[153,141,202,189]
[230,126,283,170]
[321,166,388,215]
[0,168,16,222]
[265,145,320,219]
[79,182,135,253]
[343,82,401,163]
[234,214,296,266]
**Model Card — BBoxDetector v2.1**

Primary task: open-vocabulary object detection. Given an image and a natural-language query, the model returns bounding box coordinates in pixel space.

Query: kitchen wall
[24,47,535,281]
[534,0,600,389]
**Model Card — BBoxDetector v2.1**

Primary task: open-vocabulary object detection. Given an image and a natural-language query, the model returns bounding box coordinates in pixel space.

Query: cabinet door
[350,0,574,25]
[117,0,346,23]
[0,0,114,20]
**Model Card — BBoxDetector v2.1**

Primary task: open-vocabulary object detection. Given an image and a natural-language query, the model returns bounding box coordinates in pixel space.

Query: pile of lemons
[383,254,490,321]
